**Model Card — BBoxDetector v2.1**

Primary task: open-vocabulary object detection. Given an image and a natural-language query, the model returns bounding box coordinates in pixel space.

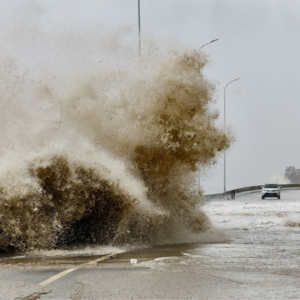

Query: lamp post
[197,39,219,193]
[224,78,240,198]
[198,39,218,52]
[138,0,141,56]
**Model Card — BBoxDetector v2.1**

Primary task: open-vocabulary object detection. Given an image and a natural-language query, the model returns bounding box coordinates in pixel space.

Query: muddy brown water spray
[0,2,232,251]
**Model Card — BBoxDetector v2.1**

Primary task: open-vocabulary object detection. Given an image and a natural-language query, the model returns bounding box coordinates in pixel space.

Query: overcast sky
[10,0,300,193]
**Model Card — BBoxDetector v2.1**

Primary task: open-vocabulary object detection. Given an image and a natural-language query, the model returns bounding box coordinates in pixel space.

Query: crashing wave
[0,2,232,251]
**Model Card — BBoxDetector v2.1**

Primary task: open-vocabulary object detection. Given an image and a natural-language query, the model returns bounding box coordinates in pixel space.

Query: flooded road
[1,189,300,299]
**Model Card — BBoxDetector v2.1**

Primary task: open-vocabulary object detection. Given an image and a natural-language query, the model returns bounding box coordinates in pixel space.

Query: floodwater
[1,189,300,299]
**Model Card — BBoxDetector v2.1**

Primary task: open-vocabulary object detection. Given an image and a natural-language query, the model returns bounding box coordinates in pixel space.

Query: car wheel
[278,195,280,199]
[262,196,264,199]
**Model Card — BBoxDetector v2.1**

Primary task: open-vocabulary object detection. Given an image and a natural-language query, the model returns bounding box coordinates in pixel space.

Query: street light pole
[198,39,218,52]
[224,78,240,198]
[138,0,141,56]
[197,39,219,193]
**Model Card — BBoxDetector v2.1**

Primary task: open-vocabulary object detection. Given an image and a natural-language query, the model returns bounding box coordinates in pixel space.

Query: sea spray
[0,2,232,251]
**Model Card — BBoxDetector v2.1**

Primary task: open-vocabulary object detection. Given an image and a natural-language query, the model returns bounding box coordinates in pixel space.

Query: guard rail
[203,184,300,200]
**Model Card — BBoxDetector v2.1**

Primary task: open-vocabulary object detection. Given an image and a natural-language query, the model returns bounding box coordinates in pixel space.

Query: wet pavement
[1,189,300,299]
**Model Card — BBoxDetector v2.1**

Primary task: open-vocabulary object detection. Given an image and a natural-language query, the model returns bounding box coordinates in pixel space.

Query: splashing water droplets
[0,2,232,251]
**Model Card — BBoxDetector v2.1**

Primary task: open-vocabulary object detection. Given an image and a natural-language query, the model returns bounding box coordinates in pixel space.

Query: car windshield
[264,184,278,188]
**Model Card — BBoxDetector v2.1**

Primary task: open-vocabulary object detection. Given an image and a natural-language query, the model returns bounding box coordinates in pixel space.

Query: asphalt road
[1,189,300,299]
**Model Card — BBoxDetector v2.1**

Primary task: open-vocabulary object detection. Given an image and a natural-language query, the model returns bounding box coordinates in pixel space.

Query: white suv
[261,184,281,199]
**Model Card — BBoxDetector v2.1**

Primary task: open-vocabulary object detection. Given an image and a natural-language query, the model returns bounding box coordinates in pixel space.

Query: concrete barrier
[203,184,300,201]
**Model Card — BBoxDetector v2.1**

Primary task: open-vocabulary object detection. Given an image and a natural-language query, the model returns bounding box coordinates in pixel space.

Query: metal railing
[203,184,300,200]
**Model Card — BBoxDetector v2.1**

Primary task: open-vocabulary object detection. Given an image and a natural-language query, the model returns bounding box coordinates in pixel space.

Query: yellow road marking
[39,268,77,287]
[38,252,120,287]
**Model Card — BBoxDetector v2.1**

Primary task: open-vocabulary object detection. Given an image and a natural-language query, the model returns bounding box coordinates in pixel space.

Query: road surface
[1,189,300,299]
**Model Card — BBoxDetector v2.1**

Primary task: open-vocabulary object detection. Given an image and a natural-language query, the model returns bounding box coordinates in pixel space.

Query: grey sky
[10,0,300,192]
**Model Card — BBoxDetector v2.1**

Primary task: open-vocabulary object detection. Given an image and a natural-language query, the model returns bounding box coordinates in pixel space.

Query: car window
[264,184,278,188]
